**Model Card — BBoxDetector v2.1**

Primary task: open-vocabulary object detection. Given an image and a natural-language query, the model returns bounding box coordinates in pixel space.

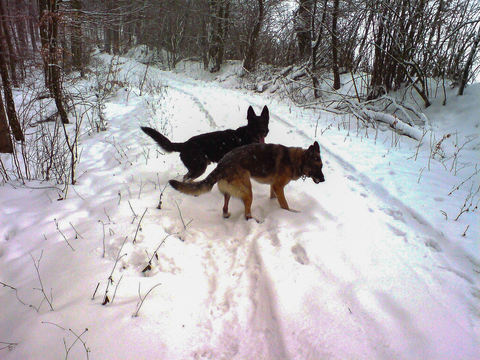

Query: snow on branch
[342,97,427,141]
[359,108,424,140]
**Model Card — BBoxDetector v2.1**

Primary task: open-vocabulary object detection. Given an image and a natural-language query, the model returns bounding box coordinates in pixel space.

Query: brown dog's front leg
[272,185,289,210]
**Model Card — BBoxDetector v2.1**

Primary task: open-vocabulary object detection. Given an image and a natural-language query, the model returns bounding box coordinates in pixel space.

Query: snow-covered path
[1,57,478,359]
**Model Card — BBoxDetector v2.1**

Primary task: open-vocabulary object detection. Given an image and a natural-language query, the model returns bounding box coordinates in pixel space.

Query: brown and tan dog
[169,142,325,220]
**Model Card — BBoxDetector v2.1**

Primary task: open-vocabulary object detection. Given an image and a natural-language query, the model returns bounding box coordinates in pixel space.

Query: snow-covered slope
[1,56,478,359]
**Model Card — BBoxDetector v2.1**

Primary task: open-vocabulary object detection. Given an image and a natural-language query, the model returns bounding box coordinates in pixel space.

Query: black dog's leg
[180,151,208,181]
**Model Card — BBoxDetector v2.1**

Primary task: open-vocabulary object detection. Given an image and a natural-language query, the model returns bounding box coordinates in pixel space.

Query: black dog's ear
[308,141,320,153]
[247,106,256,120]
[261,105,269,119]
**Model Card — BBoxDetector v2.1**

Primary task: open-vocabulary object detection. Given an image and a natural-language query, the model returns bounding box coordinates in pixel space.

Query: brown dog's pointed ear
[247,106,256,120]
[261,105,269,119]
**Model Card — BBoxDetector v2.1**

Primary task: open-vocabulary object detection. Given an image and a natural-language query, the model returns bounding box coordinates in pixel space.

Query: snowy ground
[1,54,479,359]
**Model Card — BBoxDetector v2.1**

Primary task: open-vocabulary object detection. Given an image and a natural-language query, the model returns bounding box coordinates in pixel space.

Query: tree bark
[38,0,51,89]
[311,0,328,71]
[0,0,17,86]
[295,0,313,62]
[458,23,480,96]
[242,0,264,72]
[332,0,340,90]
[71,0,84,72]
[28,2,38,53]
[0,93,13,153]
[206,0,230,73]
[0,14,23,141]
[50,13,69,124]
[39,0,69,124]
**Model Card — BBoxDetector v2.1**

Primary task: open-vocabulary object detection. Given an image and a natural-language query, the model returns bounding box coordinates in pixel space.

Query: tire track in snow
[118,62,219,129]
[185,222,288,359]
[158,73,218,129]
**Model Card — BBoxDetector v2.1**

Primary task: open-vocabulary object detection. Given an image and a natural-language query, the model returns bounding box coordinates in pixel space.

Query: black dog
[141,105,269,181]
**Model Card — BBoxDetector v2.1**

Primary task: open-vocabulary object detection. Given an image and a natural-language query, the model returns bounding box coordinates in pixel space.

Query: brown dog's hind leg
[222,193,231,218]
[218,177,254,220]
[243,200,253,220]
[242,188,254,220]
[270,185,277,199]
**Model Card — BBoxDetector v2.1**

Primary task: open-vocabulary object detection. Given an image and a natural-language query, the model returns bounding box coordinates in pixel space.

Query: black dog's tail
[169,167,223,196]
[141,127,184,153]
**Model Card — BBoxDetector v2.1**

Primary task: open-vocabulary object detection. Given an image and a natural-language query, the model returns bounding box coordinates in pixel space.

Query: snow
[1,55,479,359]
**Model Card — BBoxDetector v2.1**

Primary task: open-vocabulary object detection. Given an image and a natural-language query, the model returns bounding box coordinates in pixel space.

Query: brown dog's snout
[312,169,325,184]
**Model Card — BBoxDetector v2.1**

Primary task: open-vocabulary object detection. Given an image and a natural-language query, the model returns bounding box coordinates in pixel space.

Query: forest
[1,2,479,358]
[1,0,480,177]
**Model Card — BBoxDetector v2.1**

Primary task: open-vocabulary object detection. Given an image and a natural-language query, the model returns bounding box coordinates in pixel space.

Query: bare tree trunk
[15,9,28,79]
[112,25,120,55]
[50,14,69,124]
[0,0,17,86]
[38,0,51,89]
[459,23,480,96]
[0,93,13,153]
[104,0,113,54]
[206,0,230,73]
[242,0,264,72]
[0,15,23,141]
[105,26,112,54]
[311,0,327,71]
[39,0,69,124]
[332,0,340,90]
[28,2,38,53]
[308,0,327,99]
[295,0,313,62]
[71,0,84,72]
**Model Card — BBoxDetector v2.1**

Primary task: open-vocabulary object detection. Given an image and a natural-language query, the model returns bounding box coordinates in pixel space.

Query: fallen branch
[359,109,424,140]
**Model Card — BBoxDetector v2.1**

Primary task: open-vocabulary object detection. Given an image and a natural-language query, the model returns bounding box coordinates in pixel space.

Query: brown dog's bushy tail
[169,168,222,196]
[141,126,183,153]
